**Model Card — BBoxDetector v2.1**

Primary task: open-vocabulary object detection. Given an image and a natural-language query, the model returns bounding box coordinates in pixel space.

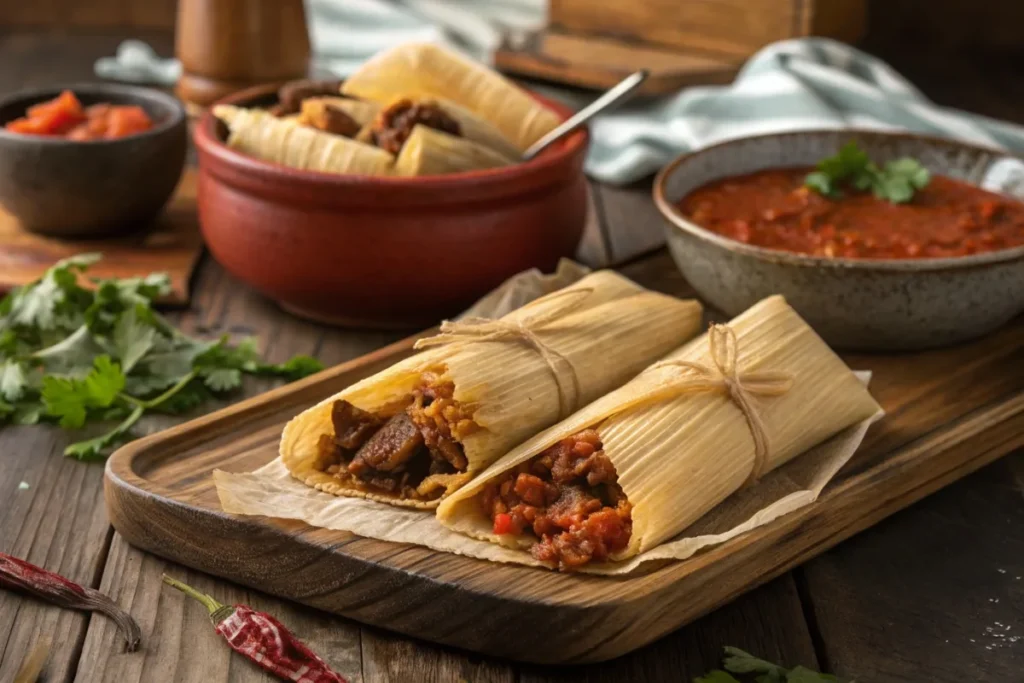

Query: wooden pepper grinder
[175,0,311,109]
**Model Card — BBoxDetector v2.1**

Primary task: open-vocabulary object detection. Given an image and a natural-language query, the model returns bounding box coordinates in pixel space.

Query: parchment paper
[212,260,882,574]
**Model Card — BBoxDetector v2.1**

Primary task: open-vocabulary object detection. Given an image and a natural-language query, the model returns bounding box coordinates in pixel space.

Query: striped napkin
[96,8,1024,186]
[588,38,1024,184]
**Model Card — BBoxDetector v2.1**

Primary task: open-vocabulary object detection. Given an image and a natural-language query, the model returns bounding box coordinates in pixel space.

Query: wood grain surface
[1,28,1023,683]
[0,167,203,305]
[103,269,1023,663]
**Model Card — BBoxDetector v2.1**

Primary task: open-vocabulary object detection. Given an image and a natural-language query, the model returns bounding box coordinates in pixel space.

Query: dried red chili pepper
[162,575,347,683]
[0,551,141,651]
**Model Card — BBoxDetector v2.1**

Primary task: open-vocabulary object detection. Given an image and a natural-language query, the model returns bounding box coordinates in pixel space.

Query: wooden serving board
[0,168,203,305]
[104,316,1024,665]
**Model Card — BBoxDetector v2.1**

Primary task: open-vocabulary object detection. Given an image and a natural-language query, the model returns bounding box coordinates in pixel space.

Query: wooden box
[497,0,866,93]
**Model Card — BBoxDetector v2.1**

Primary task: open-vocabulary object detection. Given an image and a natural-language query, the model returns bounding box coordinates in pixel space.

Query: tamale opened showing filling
[480,429,631,570]
[316,370,475,502]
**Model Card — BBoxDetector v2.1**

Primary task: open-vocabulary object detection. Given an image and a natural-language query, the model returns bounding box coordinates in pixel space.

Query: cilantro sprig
[694,647,852,683]
[0,254,324,460]
[805,141,931,204]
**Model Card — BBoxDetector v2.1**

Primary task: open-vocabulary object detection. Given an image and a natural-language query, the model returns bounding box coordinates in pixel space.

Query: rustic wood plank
[797,452,1024,682]
[360,630,515,683]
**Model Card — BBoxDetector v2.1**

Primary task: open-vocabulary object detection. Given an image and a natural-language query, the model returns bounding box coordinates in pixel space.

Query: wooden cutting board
[0,168,203,304]
[103,315,1024,664]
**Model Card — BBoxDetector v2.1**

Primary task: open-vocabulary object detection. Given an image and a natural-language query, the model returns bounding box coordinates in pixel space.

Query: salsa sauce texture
[678,167,1024,259]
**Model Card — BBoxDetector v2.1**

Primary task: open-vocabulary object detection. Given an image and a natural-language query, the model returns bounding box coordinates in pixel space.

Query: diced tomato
[27,90,84,120]
[492,513,520,535]
[104,106,153,138]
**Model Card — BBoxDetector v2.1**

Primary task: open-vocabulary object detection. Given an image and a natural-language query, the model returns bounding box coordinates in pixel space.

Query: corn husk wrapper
[438,295,882,562]
[299,97,380,129]
[213,104,394,176]
[342,42,560,151]
[279,270,703,509]
[394,125,514,176]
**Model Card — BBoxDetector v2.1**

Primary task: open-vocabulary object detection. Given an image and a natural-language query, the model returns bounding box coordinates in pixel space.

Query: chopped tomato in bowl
[5,90,154,140]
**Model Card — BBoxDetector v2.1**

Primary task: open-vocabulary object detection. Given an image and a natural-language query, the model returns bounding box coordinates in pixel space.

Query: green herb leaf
[786,666,840,683]
[64,405,143,461]
[201,367,242,392]
[0,361,28,402]
[253,354,324,381]
[112,305,157,373]
[41,355,125,428]
[805,142,930,204]
[694,671,742,683]
[723,647,788,677]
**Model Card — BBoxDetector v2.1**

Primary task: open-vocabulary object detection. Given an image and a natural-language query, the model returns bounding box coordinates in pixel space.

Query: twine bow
[414,287,593,419]
[643,325,793,486]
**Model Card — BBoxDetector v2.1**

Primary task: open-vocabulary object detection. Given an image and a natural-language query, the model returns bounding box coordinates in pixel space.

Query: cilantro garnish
[694,647,852,683]
[805,141,931,204]
[0,255,324,460]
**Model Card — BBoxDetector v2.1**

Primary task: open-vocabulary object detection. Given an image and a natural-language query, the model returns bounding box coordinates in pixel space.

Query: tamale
[299,97,380,131]
[393,125,514,176]
[437,295,882,570]
[342,42,560,152]
[364,96,521,161]
[213,105,394,176]
[280,271,703,509]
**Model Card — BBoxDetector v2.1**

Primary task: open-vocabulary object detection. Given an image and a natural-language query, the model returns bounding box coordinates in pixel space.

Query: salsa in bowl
[654,131,1024,350]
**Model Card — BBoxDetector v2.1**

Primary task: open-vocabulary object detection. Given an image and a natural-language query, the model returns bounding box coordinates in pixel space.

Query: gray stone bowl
[654,130,1024,350]
[0,83,187,238]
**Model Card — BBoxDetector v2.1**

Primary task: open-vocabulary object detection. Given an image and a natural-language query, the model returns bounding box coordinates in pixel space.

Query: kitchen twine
[613,325,793,487]
[414,287,592,419]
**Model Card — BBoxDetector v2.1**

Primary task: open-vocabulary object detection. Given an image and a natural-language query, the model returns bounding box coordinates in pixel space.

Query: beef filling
[371,99,461,155]
[304,104,361,137]
[318,373,475,498]
[478,429,632,570]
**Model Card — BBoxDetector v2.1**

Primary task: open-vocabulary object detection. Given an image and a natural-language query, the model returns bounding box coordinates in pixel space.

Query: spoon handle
[522,70,649,161]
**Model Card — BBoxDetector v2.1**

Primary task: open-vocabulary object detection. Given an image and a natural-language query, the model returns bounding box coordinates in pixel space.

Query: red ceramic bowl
[194,84,589,328]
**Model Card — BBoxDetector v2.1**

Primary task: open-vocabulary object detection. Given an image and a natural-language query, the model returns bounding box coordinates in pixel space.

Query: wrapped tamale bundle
[437,295,882,570]
[280,271,703,509]
[393,125,513,176]
[342,42,560,151]
[362,96,521,162]
[298,97,380,137]
[213,105,394,176]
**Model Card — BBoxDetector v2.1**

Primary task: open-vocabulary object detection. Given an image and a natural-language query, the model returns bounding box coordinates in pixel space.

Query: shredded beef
[318,373,474,498]
[276,79,345,115]
[306,104,361,137]
[348,412,423,475]
[479,429,632,570]
[371,99,461,155]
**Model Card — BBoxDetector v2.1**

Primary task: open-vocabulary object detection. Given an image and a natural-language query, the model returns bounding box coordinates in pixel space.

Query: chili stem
[161,575,233,622]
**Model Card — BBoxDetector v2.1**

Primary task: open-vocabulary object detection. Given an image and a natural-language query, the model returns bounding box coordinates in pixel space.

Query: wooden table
[1,30,1021,683]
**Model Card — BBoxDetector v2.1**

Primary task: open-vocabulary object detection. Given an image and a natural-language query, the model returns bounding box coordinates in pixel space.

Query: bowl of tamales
[194,43,589,329]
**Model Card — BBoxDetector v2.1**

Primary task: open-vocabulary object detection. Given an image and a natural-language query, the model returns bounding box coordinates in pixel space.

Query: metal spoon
[522,69,649,161]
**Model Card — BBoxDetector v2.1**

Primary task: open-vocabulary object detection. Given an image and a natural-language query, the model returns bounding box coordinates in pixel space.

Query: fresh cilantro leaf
[42,375,91,428]
[33,325,108,376]
[64,405,143,461]
[787,666,840,683]
[201,367,242,392]
[84,356,126,407]
[42,355,125,428]
[253,355,324,380]
[694,671,742,683]
[151,381,210,414]
[0,361,27,402]
[804,171,836,199]
[123,373,181,397]
[806,143,930,204]
[11,403,41,425]
[0,399,12,420]
[112,305,157,373]
[0,329,18,357]
[4,254,98,332]
[723,647,788,677]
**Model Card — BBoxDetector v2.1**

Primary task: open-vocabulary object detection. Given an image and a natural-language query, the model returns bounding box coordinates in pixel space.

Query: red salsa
[678,168,1024,259]
[4,90,154,140]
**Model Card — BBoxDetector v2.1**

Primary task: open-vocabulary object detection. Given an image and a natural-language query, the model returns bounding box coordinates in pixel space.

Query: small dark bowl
[195,83,589,329]
[0,83,187,238]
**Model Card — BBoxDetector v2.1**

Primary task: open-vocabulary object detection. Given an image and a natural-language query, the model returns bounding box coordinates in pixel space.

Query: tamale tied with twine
[280,270,703,509]
[438,295,882,563]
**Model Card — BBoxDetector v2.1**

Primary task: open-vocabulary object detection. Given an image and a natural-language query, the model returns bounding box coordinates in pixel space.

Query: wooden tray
[0,168,203,305]
[104,319,1024,664]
